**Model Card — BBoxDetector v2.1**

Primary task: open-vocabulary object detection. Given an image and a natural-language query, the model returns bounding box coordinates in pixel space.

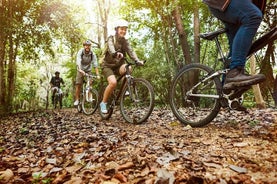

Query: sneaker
[100,102,107,114]
[223,67,265,90]
[125,90,130,96]
[74,100,79,106]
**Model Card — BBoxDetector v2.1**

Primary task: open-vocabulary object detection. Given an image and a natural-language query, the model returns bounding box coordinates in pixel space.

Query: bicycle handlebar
[123,57,146,66]
[84,73,99,79]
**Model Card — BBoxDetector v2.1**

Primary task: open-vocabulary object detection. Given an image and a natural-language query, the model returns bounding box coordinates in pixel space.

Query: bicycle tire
[120,78,155,124]
[169,63,221,127]
[99,86,113,120]
[82,88,99,115]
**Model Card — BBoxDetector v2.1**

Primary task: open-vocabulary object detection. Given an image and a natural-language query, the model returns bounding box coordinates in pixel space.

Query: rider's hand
[113,52,123,59]
[96,75,100,79]
[78,69,85,76]
[135,60,144,66]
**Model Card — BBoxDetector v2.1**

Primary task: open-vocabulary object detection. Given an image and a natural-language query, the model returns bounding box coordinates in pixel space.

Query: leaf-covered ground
[0,107,276,184]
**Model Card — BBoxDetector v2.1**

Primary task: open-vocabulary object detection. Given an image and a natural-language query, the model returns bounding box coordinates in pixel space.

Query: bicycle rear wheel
[169,63,221,127]
[120,78,154,124]
[82,88,99,115]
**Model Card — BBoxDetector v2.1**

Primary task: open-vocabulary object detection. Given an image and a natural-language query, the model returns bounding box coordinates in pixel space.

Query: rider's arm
[76,49,85,74]
[61,78,65,85]
[107,36,116,56]
[125,39,140,62]
[92,54,100,77]
[50,77,54,87]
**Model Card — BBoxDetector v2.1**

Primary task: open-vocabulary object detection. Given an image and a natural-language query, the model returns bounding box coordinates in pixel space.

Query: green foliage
[2,0,276,113]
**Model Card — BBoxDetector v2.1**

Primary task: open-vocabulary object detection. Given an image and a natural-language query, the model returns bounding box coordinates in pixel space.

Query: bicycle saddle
[199,28,226,40]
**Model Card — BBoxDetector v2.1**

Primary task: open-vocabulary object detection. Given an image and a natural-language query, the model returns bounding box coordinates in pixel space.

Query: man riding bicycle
[50,71,65,107]
[99,19,144,114]
[202,0,266,90]
[74,40,100,106]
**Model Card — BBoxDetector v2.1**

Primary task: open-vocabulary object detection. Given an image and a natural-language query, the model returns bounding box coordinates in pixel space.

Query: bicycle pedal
[230,101,247,112]
[220,98,229,108]
[229,86,251,100]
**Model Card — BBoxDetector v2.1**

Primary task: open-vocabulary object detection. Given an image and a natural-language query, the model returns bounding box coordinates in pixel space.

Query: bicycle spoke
[120,78,154,124]
[169,63,221,127]
[82,88,99,115]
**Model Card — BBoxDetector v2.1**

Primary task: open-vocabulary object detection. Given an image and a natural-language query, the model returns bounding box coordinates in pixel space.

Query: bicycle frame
[77,74,99,115]
[198,26,277,91]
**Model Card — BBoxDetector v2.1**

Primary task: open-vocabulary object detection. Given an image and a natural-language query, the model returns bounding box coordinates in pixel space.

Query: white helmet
[114,19,128,30]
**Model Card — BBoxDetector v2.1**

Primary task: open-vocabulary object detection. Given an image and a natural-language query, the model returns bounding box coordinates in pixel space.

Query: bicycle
[169,27,277,127]
[52,87,63,109]
[99,58,155,124]
[76,73,99,115]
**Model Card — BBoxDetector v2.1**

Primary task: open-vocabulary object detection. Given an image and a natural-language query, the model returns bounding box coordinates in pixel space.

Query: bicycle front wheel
[169,63,222,127]
[120,78,154,124]
[82,88,99,115]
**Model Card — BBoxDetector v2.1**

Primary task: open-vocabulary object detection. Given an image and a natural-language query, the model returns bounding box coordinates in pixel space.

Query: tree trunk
[97,0,110,43]
[172,7,192,66]
[193,3,200,63]
[250,56,265,108]
[272,75,277,107]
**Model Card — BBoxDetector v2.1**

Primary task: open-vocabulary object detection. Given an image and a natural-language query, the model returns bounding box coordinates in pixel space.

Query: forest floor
[0,107,277,184]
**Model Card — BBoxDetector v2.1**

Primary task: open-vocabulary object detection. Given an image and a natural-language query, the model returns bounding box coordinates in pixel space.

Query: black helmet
[83,40,92,46]
[55,71,60,75]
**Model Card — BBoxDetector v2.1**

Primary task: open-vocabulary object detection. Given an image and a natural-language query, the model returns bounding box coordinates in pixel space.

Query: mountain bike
[99,58,155,124]
[169,27,277,127]
[52,87,63,109]
[76,74,99,115]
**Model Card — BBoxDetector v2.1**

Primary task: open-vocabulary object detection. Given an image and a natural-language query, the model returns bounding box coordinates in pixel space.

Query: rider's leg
[52,87,57,104]
[74,84,81,106]
[100,75,117,113]
[100,67,117,113]
[74,72,83,106]
[102,75,117,103]
[209,0,265,89]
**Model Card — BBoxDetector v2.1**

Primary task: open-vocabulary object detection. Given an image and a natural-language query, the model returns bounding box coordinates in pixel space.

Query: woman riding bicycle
[100,19,144,114]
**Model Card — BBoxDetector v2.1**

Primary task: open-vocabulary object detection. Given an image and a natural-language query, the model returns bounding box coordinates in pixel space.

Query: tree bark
[250,56,266,108]
[193,3,200,64]
[172,6,192,66]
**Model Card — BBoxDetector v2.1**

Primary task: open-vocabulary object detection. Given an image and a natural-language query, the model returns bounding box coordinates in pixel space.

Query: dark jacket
[102,35,139,68]
[202,0,231,12]
[203,0,267,13]
[50,77,64,88]
[252,0,267,14]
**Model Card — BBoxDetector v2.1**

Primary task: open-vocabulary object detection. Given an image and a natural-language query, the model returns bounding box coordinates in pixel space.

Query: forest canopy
[0,0,276,114]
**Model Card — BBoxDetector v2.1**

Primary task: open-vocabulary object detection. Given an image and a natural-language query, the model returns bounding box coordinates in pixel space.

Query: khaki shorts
[75,71,92,85]
[102,66,121,78]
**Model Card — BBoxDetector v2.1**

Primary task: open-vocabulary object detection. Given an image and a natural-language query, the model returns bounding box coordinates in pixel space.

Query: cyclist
[202,0,266,90]
[99,19,144,113]
[74,40,100,106]
[50,71,65,106]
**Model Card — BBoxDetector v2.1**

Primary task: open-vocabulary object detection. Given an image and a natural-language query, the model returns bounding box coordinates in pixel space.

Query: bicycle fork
[125,75,140,103]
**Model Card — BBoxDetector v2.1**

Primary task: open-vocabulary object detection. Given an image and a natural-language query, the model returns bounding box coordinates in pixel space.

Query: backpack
[81,49,93,61]
[99,36,115,65]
